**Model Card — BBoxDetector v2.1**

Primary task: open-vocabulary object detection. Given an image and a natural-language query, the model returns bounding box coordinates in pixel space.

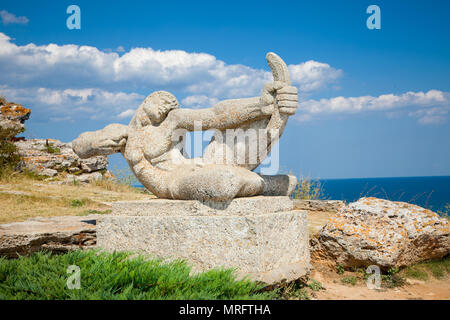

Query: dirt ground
[309,262,450,300]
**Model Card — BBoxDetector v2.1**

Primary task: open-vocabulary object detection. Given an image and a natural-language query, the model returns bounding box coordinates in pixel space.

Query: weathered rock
[0,215,99,258]
[98,196,310,283]
[38,168,58,177]
[15,138,108,176]
[311,197,450,269]
[80,157,108,173]
[63,172,103,184]
[0,97,31,136]
[294,199,345,212]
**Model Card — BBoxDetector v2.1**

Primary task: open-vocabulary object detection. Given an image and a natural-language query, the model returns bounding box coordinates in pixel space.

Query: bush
[0,126,22,178]
[0,250,275,300]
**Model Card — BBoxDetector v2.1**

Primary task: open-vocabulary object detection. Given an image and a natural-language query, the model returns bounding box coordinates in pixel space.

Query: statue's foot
[260,174,297,197]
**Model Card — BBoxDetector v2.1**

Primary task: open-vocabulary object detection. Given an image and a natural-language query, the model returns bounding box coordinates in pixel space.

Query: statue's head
[142,91,179,124]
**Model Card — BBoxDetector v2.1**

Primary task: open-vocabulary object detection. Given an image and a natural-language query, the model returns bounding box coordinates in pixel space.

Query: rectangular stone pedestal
[97,196,310,283]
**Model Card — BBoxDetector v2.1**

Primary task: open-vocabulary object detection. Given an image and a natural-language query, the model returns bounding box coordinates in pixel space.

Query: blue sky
[0,0,449,179]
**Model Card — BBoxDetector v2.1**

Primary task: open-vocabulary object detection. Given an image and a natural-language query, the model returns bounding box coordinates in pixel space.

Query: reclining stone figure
[72,52,298,201]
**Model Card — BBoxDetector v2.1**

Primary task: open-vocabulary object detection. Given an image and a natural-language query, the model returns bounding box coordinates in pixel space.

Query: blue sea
[133,175,450,214]
[316,176,450,214]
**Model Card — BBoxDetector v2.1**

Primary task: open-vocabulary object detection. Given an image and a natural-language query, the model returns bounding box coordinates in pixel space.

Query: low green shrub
[0,250,274,300]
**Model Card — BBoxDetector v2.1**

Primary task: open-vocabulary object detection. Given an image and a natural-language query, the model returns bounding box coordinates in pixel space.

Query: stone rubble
[14,138,109,181]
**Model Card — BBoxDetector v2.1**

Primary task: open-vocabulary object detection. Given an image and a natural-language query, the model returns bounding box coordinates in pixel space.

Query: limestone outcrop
[311,197,450,269]
[15,138,108,179]
[0,97,31,138]
[0,97,31,136]
[0,215,99,258]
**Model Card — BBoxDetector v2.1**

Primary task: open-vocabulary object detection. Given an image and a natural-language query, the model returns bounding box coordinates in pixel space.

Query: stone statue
[72,52,299,201]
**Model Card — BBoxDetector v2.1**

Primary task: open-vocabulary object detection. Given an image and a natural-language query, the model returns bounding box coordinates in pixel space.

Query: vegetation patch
[340,276,358,286]
[293,177,325,200]
[78,209,112,216]
[401,256,450,281]
[437,204,449,219]
[381,268,405,288]
[336,263,345,275]
[45,142,60,154]
[0,250,275,300]
[0,126,22,178]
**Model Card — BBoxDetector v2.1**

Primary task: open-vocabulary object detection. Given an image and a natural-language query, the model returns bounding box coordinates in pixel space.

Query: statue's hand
[276,84,298,115]
[260,81,298,116]
[73,123,128,158]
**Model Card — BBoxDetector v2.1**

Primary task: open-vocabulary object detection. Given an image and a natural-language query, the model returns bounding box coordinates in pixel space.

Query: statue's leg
[167,164,264,201]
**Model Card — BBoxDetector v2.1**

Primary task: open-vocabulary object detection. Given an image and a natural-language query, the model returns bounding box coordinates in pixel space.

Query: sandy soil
[309,262,450,300]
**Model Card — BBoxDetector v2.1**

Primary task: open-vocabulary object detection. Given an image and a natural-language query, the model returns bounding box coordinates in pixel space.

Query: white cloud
[289,61,342,92]
[1,32,446,125]
[409,107,448,125]
[296,90,450,124]
[0,32,341,98]
[0,85,144,121]
[0,10,29,25]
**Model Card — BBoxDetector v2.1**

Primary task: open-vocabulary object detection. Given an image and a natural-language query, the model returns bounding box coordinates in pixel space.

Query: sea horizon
[312,175,449,214]
[133,175,449,214]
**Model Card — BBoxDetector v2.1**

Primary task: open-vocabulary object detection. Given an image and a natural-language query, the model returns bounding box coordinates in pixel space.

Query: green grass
[340,276,358,286]
[45,143,60,154]
[0,250,276,300]
[402,265,429,281]
[401,256,450,281]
